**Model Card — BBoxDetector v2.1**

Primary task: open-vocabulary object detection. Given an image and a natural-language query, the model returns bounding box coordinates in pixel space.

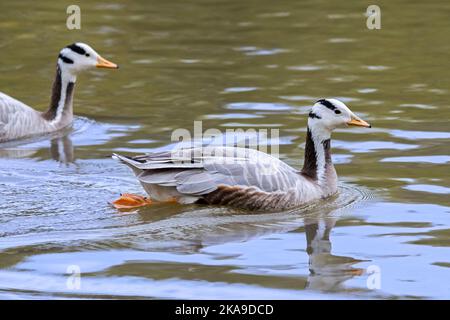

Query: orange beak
[347,116,371,128]
[96,56,119,69]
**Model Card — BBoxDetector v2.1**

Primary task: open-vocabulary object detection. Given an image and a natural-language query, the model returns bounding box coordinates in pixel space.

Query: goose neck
[301,125,334,188]
[42,64,76,126]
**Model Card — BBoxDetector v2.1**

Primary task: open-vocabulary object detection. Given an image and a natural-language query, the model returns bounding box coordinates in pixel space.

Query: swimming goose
[112,99,371,211]
[0,43,118,143]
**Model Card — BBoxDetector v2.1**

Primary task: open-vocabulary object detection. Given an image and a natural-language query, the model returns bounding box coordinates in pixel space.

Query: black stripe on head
[317,99,336,111]
[308,111,321,119]
[66,43,86,55]
[58,54,74,64]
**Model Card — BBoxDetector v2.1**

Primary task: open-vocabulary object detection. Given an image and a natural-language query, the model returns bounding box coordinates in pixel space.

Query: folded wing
[113,146,301,196]
[0,92,41,142]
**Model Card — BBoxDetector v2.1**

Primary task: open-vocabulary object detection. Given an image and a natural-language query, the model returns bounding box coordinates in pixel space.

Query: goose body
[113,99,371,211]
[0,93,56,141]
[0,43,118,143]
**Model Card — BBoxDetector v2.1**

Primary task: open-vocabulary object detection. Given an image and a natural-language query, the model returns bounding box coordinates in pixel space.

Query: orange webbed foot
[112,193,152,209]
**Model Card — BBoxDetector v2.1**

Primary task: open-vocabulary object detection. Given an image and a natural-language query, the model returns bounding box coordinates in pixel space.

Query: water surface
[0,0,449,299]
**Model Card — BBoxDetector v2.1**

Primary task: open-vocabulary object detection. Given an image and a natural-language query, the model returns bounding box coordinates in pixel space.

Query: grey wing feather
[174,170,222,195]
[113,146,301,196]
[0,92,41,141]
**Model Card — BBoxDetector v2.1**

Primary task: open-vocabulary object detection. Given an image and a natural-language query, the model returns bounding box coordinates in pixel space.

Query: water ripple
[380,156,450,164]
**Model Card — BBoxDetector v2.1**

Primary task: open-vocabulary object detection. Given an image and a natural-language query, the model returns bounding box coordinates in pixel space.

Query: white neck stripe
[49,64,76,125]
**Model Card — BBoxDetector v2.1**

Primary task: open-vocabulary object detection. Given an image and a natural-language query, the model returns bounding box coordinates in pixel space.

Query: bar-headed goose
[113,99,371,211]
[0,43,118,143]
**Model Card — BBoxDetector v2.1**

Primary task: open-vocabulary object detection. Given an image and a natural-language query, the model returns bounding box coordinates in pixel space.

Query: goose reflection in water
[0,130,75,164]
[157,200,368,293]
[304,216,364,292]
[48,134,74,163]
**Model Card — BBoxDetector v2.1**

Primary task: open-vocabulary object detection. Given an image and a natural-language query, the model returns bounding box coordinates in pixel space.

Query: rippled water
[0,1,449,299]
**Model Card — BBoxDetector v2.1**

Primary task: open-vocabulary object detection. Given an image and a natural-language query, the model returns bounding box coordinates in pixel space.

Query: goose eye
[85,53,90,57]
[334,110,341,114]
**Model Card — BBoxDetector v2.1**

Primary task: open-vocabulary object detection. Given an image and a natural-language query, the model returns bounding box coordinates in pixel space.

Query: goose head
[57,42,118,75]
[308,99,371,137]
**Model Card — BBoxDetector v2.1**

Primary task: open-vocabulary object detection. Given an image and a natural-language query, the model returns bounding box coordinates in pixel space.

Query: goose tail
[112,153,141,169]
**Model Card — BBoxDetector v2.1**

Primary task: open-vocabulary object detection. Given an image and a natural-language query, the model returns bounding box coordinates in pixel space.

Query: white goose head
[42,43,118,125]
[308,98,371,134]
[302,98,371,190]
[57,43,118,75]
